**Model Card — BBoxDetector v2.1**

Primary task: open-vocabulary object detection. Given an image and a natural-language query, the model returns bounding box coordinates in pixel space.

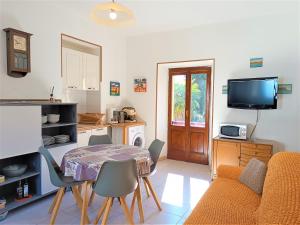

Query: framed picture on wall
[110,81,120,96]
[134,78,147,92]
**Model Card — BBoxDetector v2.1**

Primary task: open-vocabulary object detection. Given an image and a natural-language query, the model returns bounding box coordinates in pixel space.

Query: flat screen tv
[227,77,278,109]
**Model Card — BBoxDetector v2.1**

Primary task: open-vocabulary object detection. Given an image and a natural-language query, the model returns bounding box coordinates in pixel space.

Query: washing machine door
[132,132,145,148]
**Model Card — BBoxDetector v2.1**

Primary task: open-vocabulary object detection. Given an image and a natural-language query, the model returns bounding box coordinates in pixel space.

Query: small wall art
[134,78,147,92]
[250,57,263,68]
[110,81,120,96]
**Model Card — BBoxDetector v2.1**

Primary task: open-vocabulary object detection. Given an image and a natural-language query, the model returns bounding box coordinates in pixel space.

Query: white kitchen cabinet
[41,143,77,194]
[62,48,83,90]
[0,106,41,159]
[77,130,92,147]
[62,48,100,91]
[91,127,107,136]
[77,127,108,148]
[83,53,100,91]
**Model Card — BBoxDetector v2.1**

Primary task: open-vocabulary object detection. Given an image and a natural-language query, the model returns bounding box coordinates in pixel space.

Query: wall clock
[3,28,33,78]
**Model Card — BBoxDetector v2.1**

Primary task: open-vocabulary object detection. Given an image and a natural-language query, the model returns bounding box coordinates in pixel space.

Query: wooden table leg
[143,178,150,198]
[73,186,91,224]
[130,190,137,217]
[80,181,89,225]
[120,196,134,225]
[136,180,144,223]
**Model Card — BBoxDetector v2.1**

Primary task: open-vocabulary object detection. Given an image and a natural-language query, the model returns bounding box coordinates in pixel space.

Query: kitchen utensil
[2,164,27,177]
[47,114,60,123]
[42,136,55,146]
[41,115,47,124]
[78,113,105,125]
[54,135,70,144]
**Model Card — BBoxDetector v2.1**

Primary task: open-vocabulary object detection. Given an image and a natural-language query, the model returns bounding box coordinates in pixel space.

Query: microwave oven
[219,123,248,140]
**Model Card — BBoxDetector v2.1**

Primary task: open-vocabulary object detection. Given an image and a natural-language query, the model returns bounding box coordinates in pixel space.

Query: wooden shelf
[46,141,77,149]
[42,122,77,129]
[0,171,40,187]
[0,194,43,214]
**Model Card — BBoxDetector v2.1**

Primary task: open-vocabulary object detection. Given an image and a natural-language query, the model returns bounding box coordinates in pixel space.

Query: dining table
[60,144,152,225]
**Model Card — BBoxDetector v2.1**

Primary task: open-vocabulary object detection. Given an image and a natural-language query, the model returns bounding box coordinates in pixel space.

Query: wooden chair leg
[136,182,145,223]
[49,187,65,225]
[143,178,150,198]
[48,191,59,214]
[101,197,113,225]
[130,190,137,217]
[72,186,91,224]
[144,177,162,211]
[93,198,108,225]
[89,191,96,206]
[120,197,134,225]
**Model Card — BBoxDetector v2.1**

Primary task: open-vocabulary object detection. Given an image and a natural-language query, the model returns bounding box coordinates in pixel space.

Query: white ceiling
[57,0,297,36]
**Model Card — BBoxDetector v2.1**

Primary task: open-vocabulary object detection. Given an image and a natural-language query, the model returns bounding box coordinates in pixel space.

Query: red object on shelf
[14,194,32,202]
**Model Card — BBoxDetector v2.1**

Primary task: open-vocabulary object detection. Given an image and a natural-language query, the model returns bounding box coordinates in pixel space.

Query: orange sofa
[184,152,300,225]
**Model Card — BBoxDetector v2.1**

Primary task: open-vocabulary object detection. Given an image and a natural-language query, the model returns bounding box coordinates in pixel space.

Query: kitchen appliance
[122,107,136,122]
[128,125,145,147]
[107,107,117,123]
[228,77,278,110]
[219,123,247,140]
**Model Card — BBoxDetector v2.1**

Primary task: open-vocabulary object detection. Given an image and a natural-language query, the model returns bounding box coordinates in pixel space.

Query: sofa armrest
[217,165,244,180]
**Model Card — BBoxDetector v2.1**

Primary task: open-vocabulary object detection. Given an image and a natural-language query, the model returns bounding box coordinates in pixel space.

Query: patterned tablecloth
[61,144,152,181]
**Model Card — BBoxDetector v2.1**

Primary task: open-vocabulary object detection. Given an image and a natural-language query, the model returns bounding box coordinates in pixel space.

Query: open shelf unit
[0,152,41,214]
[0,171,40,187]
[42,104,77,148]
[0,103,77,218]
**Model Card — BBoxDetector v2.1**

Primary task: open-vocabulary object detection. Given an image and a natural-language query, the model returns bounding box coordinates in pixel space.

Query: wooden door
[167,67,211,164]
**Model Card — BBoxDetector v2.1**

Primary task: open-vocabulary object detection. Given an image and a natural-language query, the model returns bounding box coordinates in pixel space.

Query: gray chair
[88,135,112,146]
[39,147,90,225]
[92,159,138,225]
[88,134,112,206]
[131,139,165,212]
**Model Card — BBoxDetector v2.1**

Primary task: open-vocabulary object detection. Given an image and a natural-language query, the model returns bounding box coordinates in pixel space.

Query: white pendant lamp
[91,0,135,27]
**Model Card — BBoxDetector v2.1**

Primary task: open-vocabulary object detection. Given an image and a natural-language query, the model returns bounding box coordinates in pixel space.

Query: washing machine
[128,125,145,148]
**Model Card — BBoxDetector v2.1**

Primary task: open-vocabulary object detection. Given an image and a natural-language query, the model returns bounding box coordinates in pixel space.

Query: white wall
[0,1,127,113]
[126,8,300,152]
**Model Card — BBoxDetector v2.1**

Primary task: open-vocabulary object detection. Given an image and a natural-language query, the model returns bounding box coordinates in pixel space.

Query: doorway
[167,66,211,164]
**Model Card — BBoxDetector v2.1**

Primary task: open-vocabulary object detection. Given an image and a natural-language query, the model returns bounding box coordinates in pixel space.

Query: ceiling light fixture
[91,0,134,27]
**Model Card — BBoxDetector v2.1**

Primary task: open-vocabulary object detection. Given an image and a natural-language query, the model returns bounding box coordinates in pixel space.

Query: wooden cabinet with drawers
[212,136,273,178]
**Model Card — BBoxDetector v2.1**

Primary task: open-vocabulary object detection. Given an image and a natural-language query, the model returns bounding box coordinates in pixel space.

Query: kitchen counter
[0,100,75,106]
[77,123,109,132]
[109,121,146,128]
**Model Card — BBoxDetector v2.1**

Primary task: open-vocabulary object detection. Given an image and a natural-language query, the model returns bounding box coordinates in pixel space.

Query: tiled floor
[1,159,211,225]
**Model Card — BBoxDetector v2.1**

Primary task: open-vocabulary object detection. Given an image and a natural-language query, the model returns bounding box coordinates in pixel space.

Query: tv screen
[228,77,278,109]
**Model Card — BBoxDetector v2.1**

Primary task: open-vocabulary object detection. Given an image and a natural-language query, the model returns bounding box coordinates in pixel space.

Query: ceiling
[57,0,297,36]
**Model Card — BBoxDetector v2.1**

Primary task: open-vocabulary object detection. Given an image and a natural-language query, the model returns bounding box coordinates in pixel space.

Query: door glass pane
[171,75,186,126]
[190,74,207,127]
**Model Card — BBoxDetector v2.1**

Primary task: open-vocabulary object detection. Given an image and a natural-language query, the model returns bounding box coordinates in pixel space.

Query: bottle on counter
[16,181,23,200]
[23,179,29,198]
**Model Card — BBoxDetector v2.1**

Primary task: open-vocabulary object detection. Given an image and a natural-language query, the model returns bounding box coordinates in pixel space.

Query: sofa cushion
[184,177,261,225]
[239,158,267,194]
[257,152,300,225]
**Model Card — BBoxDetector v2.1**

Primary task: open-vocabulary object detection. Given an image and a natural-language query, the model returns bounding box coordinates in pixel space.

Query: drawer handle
[96,128,103,131]
[80,131,87,134]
